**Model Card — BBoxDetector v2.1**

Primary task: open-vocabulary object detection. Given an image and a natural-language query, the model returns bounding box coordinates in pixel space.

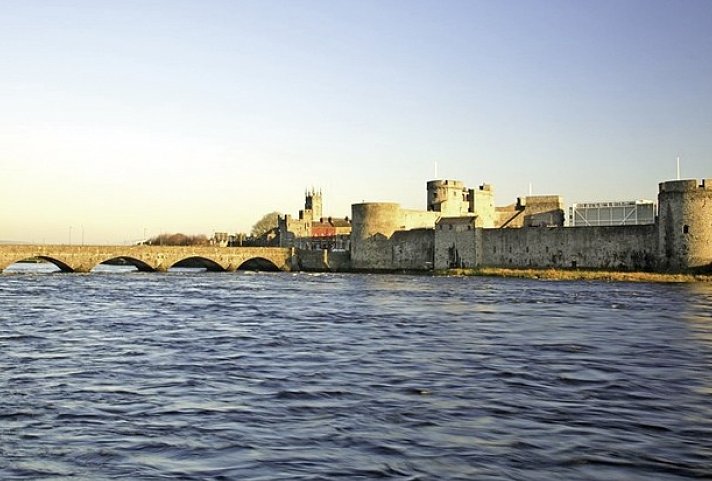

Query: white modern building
[569,200,656,227]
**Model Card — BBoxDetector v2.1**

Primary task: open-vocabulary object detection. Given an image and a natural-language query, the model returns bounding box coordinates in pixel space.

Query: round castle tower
[427,180,468,216]
[657,179,712,271]
[350,203,402,269]
[351,203,401,240]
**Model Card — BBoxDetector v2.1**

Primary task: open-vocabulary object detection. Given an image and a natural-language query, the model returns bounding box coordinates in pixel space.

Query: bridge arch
[91,256,156,272]
[168,256,227,272]
[1,256,67,273]
[37,256,74,272]
[237,257,281,272]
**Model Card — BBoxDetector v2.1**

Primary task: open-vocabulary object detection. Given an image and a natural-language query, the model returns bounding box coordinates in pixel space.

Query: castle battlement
[659,178,712,192]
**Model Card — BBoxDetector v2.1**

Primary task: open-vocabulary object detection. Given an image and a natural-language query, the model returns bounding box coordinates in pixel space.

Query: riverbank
[437,267,712,283]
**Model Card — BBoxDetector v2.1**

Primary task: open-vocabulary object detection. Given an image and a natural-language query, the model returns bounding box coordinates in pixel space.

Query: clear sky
[2,0,711,244]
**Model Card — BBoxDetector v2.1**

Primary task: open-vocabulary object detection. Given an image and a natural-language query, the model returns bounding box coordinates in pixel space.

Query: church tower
[302,188,323,222]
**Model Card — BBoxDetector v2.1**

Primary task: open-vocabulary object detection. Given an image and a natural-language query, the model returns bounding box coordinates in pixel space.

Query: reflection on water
[1,266,712,480]
[4,261,63,273]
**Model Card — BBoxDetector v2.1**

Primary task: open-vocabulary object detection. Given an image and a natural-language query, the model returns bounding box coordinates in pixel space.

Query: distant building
[211,232,230,247]
[211,232,248,247]
[569,200,656,227]
[277,189,321,246]
[298,217,352,251]
[278,189,352,250]
[497,195,566,228]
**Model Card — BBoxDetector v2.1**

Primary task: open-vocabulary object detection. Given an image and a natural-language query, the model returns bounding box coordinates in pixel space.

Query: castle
[349,178,712,273]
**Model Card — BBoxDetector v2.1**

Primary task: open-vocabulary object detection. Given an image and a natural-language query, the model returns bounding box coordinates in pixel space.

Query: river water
[1,265,712,480]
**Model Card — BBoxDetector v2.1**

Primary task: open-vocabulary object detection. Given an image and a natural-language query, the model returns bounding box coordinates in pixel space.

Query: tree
[251,211,281,237]
[147,233,209,246]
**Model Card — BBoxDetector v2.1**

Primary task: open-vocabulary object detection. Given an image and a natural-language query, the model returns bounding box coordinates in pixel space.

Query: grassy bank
[436,267,712,283]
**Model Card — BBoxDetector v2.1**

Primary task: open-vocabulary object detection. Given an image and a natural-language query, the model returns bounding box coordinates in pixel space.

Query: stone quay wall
[480,225,658,271]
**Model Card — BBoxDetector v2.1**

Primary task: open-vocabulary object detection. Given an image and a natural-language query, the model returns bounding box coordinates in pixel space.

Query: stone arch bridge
[0,245,298,273]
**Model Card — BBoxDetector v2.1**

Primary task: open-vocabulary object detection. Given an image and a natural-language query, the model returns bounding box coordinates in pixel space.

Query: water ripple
[1,270,712,480]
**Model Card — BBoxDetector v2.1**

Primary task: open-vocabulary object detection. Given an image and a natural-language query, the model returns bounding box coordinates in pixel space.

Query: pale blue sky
[2,0,711,243]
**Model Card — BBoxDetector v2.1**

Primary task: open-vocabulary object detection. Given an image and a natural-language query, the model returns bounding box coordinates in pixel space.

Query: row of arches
[2,255,282,274]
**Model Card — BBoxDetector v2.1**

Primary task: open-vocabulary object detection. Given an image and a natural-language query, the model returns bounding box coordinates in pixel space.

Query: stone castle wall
[434,222,657,271]
[434,217,479,269]
[401,209,441,231]
[480,225,658,271]
[391,229,434,270]
[296,249,351,272]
